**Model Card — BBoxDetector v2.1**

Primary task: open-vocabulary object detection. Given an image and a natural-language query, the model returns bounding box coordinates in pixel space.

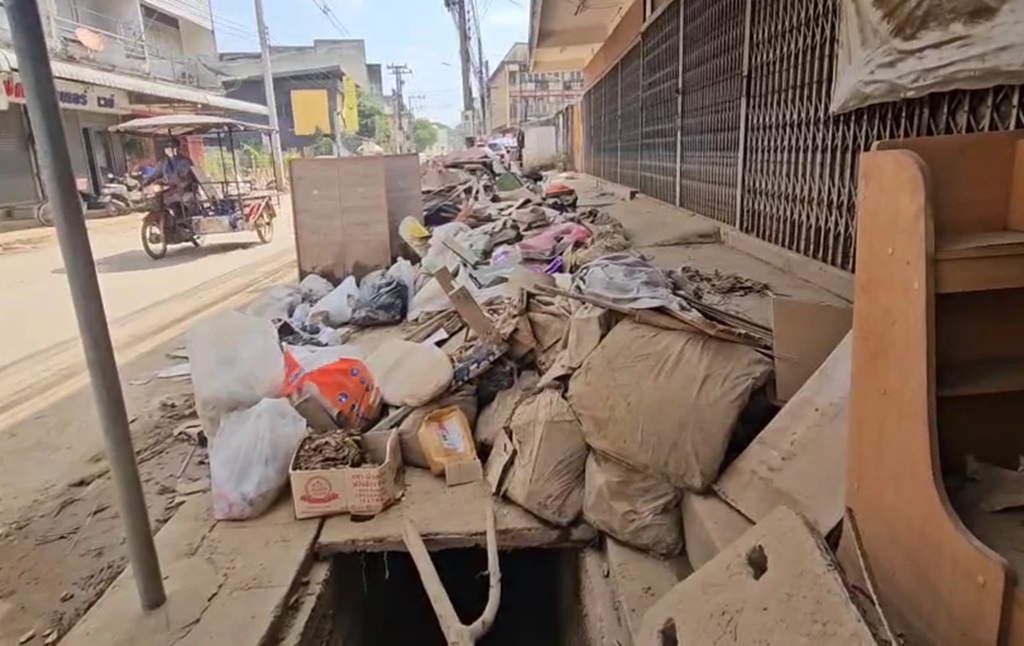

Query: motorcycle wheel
[141,220,168,260]
[104,201,124,217]
[255,213,274,243]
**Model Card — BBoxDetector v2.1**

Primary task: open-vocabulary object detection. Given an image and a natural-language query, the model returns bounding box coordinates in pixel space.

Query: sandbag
[583,451,683,557]
[350,270,408,327]
[568,320,772,492]
[475,370,539,449]
[398,384,478,468]
[366,340,454,407]
[186,310,286,437]
[495,390,588,526]
[525,295,572,372]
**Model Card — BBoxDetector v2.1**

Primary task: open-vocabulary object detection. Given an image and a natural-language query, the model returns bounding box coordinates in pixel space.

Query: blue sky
[209,0,529,127]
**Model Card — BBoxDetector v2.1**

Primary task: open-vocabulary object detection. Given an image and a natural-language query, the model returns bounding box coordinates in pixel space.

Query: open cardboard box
[289,428,404,520]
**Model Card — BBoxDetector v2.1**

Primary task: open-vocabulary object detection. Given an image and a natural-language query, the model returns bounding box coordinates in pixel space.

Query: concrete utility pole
[388,64,411,152]
[254,0,285,189]
[3,0,165,611]
[454,0,474,133]
[471,0,488,135]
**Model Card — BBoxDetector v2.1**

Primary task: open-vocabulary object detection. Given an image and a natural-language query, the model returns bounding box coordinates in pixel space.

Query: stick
[844,509,899,645]
[404,507,501,645]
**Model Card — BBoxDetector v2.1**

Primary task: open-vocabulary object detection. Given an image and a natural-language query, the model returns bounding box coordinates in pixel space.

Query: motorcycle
[99,170,148,216]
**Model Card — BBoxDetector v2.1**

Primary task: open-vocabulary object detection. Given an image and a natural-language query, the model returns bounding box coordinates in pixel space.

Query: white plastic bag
[210,398,308,520]
[422,222,471,274]
[299,273,334,302]
[309,275,358,326]
[186,311,286,437]
[245,284,301,321]
[388,258,417,305]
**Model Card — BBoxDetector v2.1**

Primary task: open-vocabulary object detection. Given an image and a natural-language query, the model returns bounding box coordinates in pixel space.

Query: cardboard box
[289,429,404,520]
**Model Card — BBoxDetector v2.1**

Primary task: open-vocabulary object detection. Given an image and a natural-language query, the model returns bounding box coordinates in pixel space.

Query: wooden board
[383,154,423,259]
[874,131,1024,235]
[637,507,875,646]
[848,149,1011,645]
[714,333,850,535]
[771,296,852,401]
[290,157,391,282]
[316,469,596,554]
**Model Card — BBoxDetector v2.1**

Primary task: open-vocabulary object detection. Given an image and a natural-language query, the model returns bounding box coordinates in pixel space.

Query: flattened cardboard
[772,296,852,401]
[289,429,404,520]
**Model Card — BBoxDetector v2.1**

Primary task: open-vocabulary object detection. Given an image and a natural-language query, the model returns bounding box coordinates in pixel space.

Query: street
[0,211,294,525]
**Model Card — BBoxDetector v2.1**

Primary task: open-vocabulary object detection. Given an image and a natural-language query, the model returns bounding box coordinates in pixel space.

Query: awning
[0,49,268,116]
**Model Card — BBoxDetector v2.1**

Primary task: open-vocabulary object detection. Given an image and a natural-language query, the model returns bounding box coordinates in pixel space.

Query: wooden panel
[938,393,1024,472]
[382,154,423,260]
[290,157,391,283]
[1007,142,1024,232]
[770,297,852,401]
[848,149,1010,645]
[936,254,1024,294]
[874,132,1024,235]
[936,289,1024,364]
[714,333,850,535]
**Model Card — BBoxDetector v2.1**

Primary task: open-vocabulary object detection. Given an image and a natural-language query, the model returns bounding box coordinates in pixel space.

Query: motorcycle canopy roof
[109,115,274,137]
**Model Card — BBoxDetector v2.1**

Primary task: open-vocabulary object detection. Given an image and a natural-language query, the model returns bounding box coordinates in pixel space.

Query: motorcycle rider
[143,140,197,222]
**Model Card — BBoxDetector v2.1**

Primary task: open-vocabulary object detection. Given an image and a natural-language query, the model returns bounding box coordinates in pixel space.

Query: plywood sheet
[637,507,875,646]
[316,469,596,554]
[771,296,852,401]
[290,157,391,282]
[382,153,423,259]
[714,334,850,536]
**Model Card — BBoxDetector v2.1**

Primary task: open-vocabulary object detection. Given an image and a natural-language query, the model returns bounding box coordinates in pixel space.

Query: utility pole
[3,0,165,611]
[453,0,474,141]
[254,0,285,190]
[387,64,411,152]
[470,0,488,135]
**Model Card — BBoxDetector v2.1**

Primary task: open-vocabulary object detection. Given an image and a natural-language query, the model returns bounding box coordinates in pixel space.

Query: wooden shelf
[935,231,1024,293]
[937,358,1024,397]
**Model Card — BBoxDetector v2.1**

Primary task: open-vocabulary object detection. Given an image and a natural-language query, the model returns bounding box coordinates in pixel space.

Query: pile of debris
[186,159,876,643]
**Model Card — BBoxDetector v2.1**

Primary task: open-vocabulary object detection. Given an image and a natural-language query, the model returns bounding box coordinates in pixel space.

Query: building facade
[487,42,583,133]
[0,0,267,219]
[532,0,1024,273]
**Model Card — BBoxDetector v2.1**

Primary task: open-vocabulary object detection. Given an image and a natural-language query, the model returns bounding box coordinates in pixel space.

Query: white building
[0,0,266,220]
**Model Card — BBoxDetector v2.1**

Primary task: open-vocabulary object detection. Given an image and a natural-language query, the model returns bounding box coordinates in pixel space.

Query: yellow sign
[342,76,359,134]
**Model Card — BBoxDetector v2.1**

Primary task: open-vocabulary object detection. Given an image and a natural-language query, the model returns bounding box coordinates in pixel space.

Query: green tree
[357,89,391,144]
[412,118,438,152]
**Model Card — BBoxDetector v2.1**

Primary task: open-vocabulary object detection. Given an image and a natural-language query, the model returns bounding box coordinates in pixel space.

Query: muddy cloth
[489,390,588,526]
[569,320,772,492]
[518,223,592,261]
[350,271,408,327]
[583,451,683,556]
[572,253,680,310]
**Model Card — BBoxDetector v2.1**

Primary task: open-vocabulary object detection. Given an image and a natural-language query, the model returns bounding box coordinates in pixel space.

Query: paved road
[0,210,295,523]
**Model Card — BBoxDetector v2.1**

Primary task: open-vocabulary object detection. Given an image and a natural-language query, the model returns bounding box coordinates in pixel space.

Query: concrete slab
[681,492,753,571]
[62,497,321,646]
[574,547,632,646]
[605,538,691,644]
[318,469,596,554]
[639,507,874,645]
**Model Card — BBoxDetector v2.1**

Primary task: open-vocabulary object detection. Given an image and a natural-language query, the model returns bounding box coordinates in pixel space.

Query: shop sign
[2,75,128,114]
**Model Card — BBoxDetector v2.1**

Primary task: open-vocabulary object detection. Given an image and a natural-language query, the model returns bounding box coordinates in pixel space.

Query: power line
[308,0,350,36]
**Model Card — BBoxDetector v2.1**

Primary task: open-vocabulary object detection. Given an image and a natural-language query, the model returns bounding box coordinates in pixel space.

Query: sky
[209,0,530,127]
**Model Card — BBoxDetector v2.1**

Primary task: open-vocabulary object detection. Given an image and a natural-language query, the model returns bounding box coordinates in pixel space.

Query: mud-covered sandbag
[475,370,539,449]
[350,270,408,327]
[365,339,454,407]
[583,451,683,556]
[398,384,478,468]
[569,320,771,492]
[493,390,588,526]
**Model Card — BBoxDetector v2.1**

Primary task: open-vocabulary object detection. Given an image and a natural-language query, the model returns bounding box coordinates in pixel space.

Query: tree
[412,118,438,153]
[357,89,391,145]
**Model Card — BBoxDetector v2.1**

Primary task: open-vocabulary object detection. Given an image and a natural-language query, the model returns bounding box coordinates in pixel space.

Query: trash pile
[186,164,780,561]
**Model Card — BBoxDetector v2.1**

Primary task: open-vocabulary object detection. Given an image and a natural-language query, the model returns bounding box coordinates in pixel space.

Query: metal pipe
[3,0,165,610]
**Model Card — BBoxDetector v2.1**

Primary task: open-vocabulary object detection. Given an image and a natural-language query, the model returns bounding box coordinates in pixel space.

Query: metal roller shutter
[618,44,643,191]
[638,0,680,204]
[0,108,39,207]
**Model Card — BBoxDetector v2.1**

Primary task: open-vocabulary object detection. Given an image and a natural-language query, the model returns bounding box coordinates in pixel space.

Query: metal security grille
[742,0,1024,270]
[593,75,608,180]
[679,0,744,224]
[638,1,679,203]
[608,65,621,184]
[582,90,594,175]
[618,43,643,190]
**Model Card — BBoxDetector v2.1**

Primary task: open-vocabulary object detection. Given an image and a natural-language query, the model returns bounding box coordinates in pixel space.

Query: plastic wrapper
[417,406,477,476]
[299,273,334,302]
[186,310,285,437]
[210,398,308,520]
[283,349,382,432]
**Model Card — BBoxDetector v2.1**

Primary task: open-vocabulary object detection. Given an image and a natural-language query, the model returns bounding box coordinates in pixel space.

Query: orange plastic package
[416,406,477,475]
[284,350,382,432]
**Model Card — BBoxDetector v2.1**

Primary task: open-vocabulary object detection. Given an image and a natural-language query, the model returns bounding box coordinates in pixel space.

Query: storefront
[2,75,131,203]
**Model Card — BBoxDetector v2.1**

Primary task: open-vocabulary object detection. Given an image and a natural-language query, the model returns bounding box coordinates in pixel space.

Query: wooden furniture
[848,131,1024,645]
